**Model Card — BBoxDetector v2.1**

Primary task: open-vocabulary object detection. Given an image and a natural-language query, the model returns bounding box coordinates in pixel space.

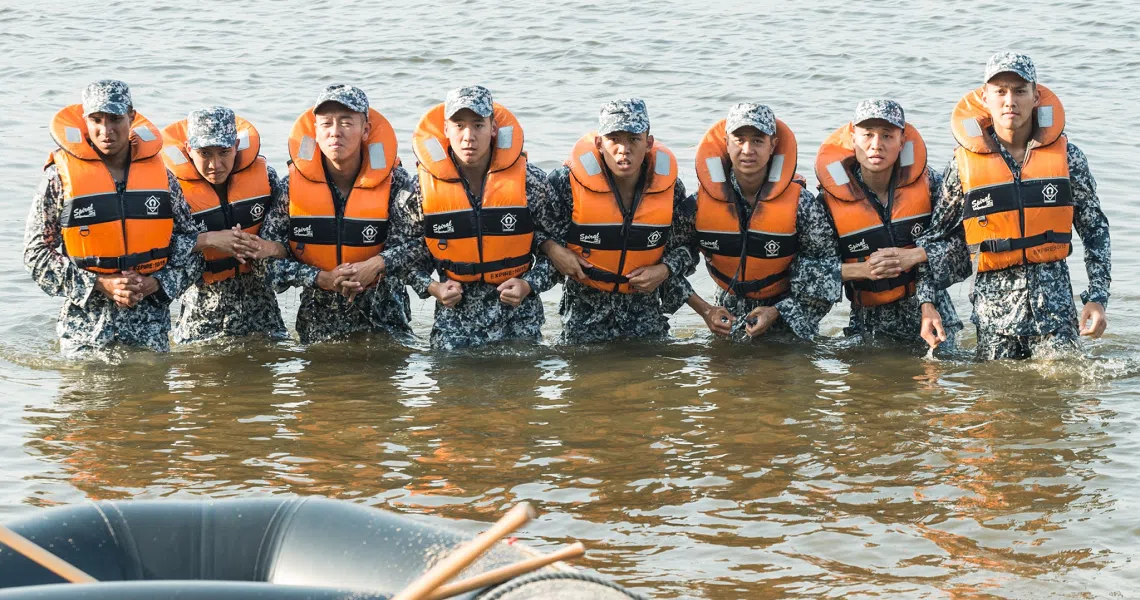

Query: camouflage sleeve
[774,188,841,339]
[662,180,696,278]
[1067,143,1111,307]
[541,166,574,244]
[380,166,434,298]
[150,173,205,303]
[656,192,698,314]
[519,163,558,294]
[915,167,971,296]
[259,173,320,292]
[22,165,99,304]
[915,158,969,305]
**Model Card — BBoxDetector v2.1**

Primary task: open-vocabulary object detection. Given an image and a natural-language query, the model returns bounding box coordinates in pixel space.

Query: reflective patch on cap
[496,126,513,150]
[164,145,188,165]
[705,157,726,183]
[298,135,316,161]
[580,152,602,177]
[768,154,785,183]
[961,117,983,138]
[826,161,849,186]
[654,150,670,176]
[65,127,82,143]
[899,141,915,167]
[424,138,446,163]
[1037,106,1054,128]
[133,126,156,142]
[236,129,250,151]
[368,142,387,170]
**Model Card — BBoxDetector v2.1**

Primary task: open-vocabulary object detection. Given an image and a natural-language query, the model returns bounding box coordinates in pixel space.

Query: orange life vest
[951,84,1073,272]
[49,104,174,275]
[816,122,932,307]
[161,115,271,284]
[286,108,396,271]
[412,103,533,285]
[565,134,677,294]
[693,119,801,300]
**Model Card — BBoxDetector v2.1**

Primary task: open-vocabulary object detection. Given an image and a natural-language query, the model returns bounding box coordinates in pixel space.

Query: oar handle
[427,542,586,600]
[0,525,98,584]
[391,502,537,600]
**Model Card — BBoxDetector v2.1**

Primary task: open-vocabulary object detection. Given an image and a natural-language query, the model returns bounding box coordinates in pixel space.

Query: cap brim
[83,104,130,117]
[985,69,1033,83]
[727,122,775,136]
[187,136,238,150]
[853,117,904,129]
[445,104,494,120]
[598,124,649,136]
[314,99,367,114]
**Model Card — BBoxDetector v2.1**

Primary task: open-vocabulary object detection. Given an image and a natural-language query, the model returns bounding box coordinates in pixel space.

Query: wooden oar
[427,542,586,600]
[0,525,97,583]
[391,503,536,600]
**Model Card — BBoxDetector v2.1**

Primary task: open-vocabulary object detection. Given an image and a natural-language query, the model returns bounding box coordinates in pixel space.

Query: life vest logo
[647,230,662,247]
[848,239,870,253]
[432,221,454,235]
[293,225,313,237]
[911,223,924,238]
[361,224,379,243]
[1042,183,1059,203]
[971,194,994,212]
[73,205,96,219]
[144,195,162,215]
[501,213,517,232]
[700,239,719,251]
[764,240,780,257]
[250,202,264,220]
[579,232,601,245]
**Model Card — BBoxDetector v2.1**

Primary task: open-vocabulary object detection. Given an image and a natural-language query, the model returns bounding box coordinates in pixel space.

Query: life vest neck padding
[288,107,397,189]
[815,122,928,203]
[566,133,678,195]
[49,104,163,164]
[950,84,1065,154]
[412,103,525,182]
[160,115,262,181]
[694,119,798,203]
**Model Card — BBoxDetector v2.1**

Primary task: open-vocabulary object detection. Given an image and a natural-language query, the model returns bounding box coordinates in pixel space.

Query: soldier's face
[596,131,650,179]
[84,110,134,157]
[314,104,370,164]
[982,74,1040,132]
[726,127,777,178]
[189,144,238,185]
[444,109,497,167]
[852,122,903,175]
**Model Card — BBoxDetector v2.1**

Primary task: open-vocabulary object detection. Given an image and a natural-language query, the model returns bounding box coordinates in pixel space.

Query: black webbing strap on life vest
[972,230,1072,254]
[436,254,532,277]
[707,263,790,296]
[71,247,171,271]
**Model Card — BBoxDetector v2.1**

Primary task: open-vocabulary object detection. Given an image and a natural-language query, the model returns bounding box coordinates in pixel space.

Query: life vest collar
[412,103,524,182]
[161,115,263,181]
[288,107,397,189]
[567,132,677,195]
[694,119,798,203]
[815,122,928,203]
[951,84,1065,154]
[50,104,163,163]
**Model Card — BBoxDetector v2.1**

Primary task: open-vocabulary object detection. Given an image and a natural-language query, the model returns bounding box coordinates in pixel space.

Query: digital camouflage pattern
[984,52,1037,83]
[444,85,494,119]
[725,102,776,136]
[81,79,131,116]
[185,106,237,149]
[852,99,905,129]
[314,84,369,114]
[597,98,650,136]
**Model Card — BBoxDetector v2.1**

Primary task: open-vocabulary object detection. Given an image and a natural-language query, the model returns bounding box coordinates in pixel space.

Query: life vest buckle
[582,248,591,257]
[437,239,448,250]
[978,215,988,226]
[79,226,90,237]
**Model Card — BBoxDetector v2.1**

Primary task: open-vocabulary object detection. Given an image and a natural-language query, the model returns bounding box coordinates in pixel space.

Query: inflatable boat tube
[0,497,644,599]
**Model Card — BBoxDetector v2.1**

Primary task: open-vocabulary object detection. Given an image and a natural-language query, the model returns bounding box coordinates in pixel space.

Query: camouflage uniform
[393,86,559,350]
[171,106,286,344]
[258,85,413,344]
[917,54,1111,360]
[23,80,204,357]
[541,99,696,344]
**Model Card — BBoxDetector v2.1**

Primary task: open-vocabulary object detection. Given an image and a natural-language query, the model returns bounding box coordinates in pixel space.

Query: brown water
[1,1,1139,597]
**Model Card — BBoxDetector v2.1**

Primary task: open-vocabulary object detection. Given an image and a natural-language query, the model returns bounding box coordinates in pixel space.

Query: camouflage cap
[444,85,494,119]
[725,102,776,136]
[598,98,650,135]
[186,106,238,149]
[853,99,905,129]
[82,79,132,116]
[314,84,369,114]
[984,52,1037,84]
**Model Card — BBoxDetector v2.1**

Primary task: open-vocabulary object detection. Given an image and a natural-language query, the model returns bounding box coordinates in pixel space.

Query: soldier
[24,80,203,357]
[538,98,695,343]
[242,85,417,344]
[918,53,1110,359]
[394,85,558,350]
[678,102,840,340]
[814,100,964,350]
[160,107,287,344]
